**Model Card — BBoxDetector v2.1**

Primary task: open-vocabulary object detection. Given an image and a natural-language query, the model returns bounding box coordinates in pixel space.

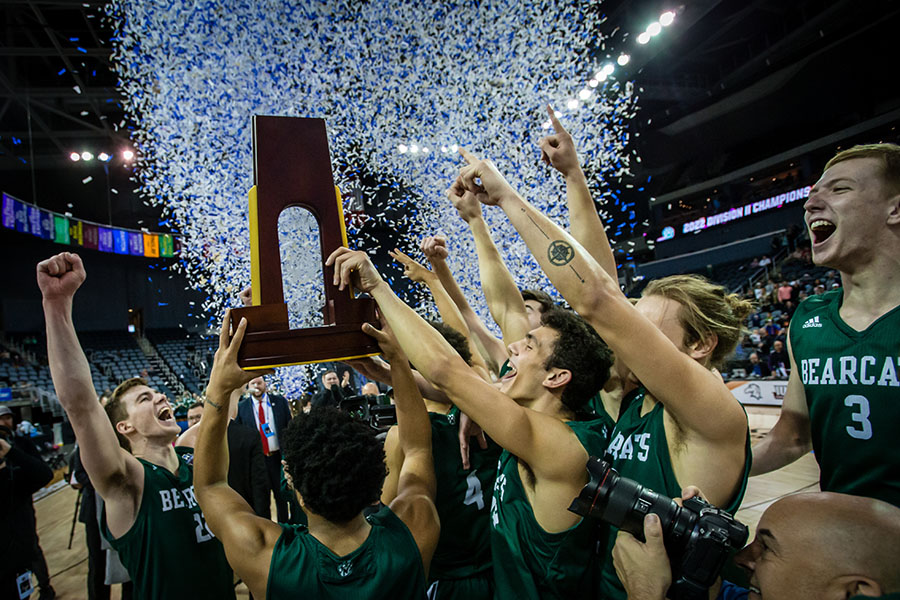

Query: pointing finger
[547,104,565,134]
[459,147,479,165]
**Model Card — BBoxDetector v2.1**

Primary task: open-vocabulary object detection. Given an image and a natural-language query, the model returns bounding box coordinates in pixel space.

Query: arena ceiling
[1,0,898,236]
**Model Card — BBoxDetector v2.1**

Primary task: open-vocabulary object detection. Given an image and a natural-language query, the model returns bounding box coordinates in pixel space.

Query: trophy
[231,116,380,368]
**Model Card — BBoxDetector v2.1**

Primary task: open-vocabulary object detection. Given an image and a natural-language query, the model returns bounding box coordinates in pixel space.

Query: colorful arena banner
[39,210,54,240]
[142,233,159,257]
[98,227,114,252]
[54,215,69,244]
[160,234,174,257]
[2,191,181,257]
[68,220,83,246]
[113,229,129,254]
[14,199,27,233]
[128,231,144,256]
[1,194,14,229]
[727,380,786,407]
[82,223,99,250]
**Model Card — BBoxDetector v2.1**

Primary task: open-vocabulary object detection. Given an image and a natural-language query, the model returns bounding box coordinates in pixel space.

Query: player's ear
[543,368,572,391]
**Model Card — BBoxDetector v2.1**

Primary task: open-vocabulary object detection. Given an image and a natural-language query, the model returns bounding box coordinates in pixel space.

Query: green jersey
[101,447,235,600]
[429,408,501,586]
[586,392,617,438]
[266,505,426,599]
[598,389,750,600]
[790,289,900,506]
[490,419,609,600]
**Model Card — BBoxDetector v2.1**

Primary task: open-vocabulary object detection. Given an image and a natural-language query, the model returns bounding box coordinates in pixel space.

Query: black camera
[339,395,397,432]
[569,455,748,600]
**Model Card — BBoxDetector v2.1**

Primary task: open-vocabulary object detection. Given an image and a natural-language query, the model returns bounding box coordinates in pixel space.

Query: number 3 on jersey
[194,513,214,543]
[463,470,485,510]
[844,394,873,440]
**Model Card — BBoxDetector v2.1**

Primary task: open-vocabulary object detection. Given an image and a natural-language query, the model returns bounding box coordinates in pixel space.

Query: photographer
[613,488,900,600]
[1,424,54,599]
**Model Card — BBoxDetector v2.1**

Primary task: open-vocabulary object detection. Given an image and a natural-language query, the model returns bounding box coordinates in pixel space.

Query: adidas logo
[802,316,823,329]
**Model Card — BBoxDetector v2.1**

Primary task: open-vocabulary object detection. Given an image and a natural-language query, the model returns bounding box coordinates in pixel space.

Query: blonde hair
[824,143,900,195]
[105,377,146,452]
[643,275,753,369]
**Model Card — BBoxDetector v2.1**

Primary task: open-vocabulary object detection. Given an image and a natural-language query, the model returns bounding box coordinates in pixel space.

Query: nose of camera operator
[613,489,900,600]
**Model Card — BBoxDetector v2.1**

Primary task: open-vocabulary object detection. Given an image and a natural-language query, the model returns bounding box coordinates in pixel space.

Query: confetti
[106,0,641,396]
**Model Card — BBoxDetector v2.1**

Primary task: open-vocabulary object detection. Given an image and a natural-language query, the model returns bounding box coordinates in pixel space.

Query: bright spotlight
[409,144,419,154]
[422,147,429,154]
[122,150,134,161]
[398,144,408,153]
[601,63,615,75]
[98,152,111,162]
[617,54,630,66]
[567,99,579,110]
[69,152,81,161]
[579,89,592,100]
[81,151,94,161]
[660,11,675,26]
[637,32,651,44]
[440,145,448,153]
[450,144,459,152]
[647,22,662,36]
[588,79,599,88]
[541,120,552,130]
[597,72,608,82]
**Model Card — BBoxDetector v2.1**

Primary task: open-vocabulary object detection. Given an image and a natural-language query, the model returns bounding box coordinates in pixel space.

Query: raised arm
[38,253,144,508]
[362,319,439,570]
[452,155,745,444]
[194,311,279,598]
[327,249,590,485]
[449,185,531,348]
[390,248,491,379]
[540,105,617,279]
[750,333,812,475]
[422,236,508,374]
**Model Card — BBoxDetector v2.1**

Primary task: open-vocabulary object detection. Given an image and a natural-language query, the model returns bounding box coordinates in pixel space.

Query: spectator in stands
[768,340,789,378]
[361,382,380,396]
[1,423,53,600]
[752,143,900,508]
[759,255,772,268]
[310,369,353,409]
[0,406,55,600]
[186,401,203,427]
[748,353,771,378]
[613,490,900,600]
[750,257,760,269]
[235,376,292,522]
[753,282,765,301]
[777,280,793,304]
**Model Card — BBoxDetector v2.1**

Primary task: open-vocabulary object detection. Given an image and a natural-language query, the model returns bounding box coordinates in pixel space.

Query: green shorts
[427,571,494,600]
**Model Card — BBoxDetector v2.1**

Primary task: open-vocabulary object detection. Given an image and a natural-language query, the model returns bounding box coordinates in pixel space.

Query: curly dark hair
[426,320,473,366]
[281,407,387,523]
[540,308,613,412]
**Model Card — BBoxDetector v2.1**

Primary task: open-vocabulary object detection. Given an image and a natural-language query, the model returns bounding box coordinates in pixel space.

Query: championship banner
[160,234,174,257]
[68,220,83,246]
[113,229,129,254]
[14,199,27,233]
[39,210,54,240]
[28,206,42,237]
[1,194,14,229]
[128,231,144,255]
[54,215,70,244]
[726,380,787,407]
[98,227,114,252]
[82,223,99,250]
[142,233,160,257]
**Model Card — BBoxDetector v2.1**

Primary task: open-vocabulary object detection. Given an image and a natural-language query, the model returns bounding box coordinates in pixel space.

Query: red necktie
[257,400,270,455]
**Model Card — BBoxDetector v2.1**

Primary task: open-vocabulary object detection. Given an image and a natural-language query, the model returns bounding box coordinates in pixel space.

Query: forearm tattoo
[205,397,224,411]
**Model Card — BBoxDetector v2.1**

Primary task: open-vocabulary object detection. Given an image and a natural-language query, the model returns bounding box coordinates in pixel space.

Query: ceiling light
[122,150,134,161]
[567,99,579,110]
[660,11,675,26]
[617,54,630,66]
[81,151,94,161]
[69,152,81,161]
[578,89,592,100]
[637,32,651,44]
[647,22,662,36]
[398,144,408,153]
[98,152,111,162]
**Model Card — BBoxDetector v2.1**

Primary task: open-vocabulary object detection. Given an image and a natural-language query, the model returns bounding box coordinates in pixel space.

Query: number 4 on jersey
[463,470,485,510]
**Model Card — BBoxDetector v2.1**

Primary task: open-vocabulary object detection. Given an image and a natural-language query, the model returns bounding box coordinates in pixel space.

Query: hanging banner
[113,229,129,254]
[142,233,160,257]
[82,223,99,250]
[98,227,114,252]
[39,210,54,240]
[159,234,174,257]
[54,215,70,244]
[68,220,83,246]
[28,206,42,237]
[128,231,144,256]
[1,194,14,229]
[14,199,27,233]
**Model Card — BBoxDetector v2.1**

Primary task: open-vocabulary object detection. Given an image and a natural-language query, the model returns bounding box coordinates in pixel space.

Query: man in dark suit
[236,376,292,522]
[310,369,354,409]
